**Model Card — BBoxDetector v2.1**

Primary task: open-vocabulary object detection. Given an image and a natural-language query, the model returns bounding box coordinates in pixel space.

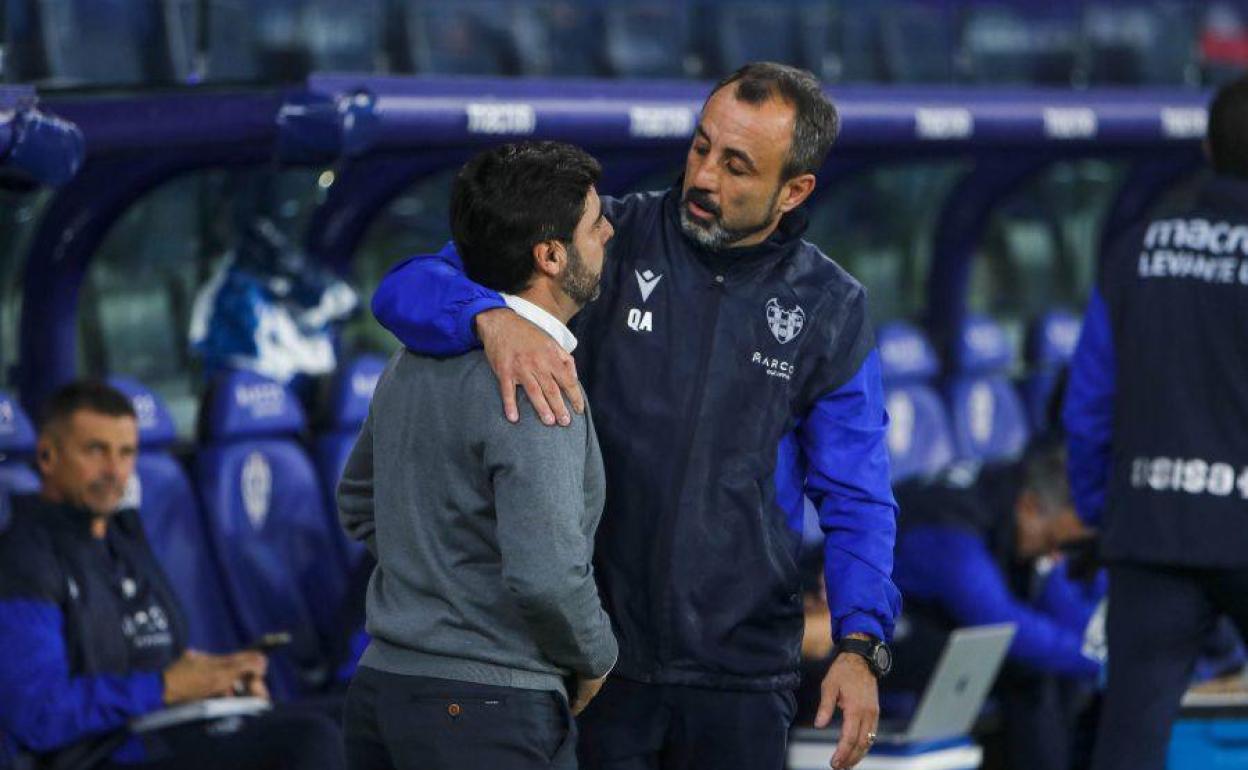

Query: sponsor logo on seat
[0,400,14,435]
[235,382,286,419]
[242,452,272,530]
[131,393,159,430]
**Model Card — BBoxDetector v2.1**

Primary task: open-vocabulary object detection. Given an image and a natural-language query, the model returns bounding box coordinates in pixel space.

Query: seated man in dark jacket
[0,381,343,770]
[887,438,1104,770]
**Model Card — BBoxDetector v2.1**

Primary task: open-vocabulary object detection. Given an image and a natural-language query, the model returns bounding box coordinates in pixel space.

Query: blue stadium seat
[961,6,1080,85]
[35,0,184,85]
[109,378,242,654]
[495,1,607,77]
[1022,310,1081,433]
[705,3,801,78]
[195,371,349,698]
[315,355,386,568]
[603,2,694,78]
[1084,3,1197,86]
[406,2,521,76]
[946,314,1031,464]
[0,391,39,496]
[877,322,955,483]
[879,2,957,83]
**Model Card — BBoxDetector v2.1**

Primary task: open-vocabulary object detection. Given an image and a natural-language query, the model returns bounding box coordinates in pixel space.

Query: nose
[604,218,615,242]
[101,451,126,485]
[690,153,719,195]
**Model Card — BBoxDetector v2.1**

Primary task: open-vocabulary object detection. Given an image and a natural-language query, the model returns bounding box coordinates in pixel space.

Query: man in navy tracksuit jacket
[1064,76,1248,770]
[370,63,900,770]
[0,382,342,770]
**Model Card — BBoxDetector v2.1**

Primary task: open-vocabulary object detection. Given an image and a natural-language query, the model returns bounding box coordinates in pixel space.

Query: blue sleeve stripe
[0,599,163,752]
[1063,289,1116,526]
[370,241,506,357]
[798,350,902,641]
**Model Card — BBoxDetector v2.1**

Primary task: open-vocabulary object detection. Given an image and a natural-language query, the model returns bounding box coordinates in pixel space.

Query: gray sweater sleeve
[336,410,378,558]
[482,404,618,678]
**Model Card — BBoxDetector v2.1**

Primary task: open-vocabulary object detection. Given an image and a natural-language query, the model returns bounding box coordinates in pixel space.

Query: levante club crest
[766,298,805,344]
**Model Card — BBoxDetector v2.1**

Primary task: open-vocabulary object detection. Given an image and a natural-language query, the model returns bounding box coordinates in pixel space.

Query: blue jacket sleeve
[1062,289,1115,526]
[799,350,902,642]
[370,241,507,356]
[0,599,164,752]
[1034,560,1107,634]
[895,527,1101,678]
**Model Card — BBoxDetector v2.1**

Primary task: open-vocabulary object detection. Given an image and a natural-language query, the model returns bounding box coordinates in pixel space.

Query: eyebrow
[695,125,758,173]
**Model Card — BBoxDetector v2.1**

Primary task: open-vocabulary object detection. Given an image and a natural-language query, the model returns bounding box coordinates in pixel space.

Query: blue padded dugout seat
[0,391,39,496]
[1022,310,1081,433]
[195,371,349,698]
[876,322,955,483]
[315,355,385,569]
[109,378,241,654]
[946,314,1030,464]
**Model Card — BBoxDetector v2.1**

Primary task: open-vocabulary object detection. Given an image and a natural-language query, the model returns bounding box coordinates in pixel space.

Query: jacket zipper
[651,273,725,667]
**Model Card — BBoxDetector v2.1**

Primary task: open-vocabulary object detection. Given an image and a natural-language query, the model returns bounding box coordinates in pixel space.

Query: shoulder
[602,189,667,224]
[791,241,868,311]
[0,497,64,600]
[480,390,591,458]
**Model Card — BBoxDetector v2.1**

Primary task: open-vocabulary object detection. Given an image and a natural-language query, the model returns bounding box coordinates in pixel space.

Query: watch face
[873,644,893,674]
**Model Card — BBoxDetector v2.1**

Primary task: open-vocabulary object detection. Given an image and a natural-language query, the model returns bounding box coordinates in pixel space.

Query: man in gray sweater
[337,141,618,770]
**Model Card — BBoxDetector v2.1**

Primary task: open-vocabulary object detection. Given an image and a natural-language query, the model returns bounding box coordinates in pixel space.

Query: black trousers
[1090,563,1248,770]
[98,705,345,770]
[343,667,576,770]
[577,677,795,770]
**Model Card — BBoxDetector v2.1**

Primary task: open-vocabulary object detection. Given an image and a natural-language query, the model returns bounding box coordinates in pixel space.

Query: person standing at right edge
[1064,75,1248,770]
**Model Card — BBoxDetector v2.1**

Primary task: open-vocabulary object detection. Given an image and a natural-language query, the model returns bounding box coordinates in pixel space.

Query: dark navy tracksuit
[1064,175,1248,770]
[371,188,901,769]
[0,495,343,770]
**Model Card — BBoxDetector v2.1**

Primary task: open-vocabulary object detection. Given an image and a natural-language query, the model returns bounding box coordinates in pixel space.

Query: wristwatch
[835,636,893,679]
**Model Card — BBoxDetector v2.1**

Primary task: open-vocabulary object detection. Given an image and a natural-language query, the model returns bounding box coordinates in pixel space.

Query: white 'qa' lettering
[627,308,653,332]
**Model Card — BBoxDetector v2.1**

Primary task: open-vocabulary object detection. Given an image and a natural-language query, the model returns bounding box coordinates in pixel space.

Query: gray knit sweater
[337,349,617,693]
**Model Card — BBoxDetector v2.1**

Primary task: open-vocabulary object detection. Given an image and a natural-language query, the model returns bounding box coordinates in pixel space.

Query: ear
[777,173,817,214]
[36,436,55,476]
[531,240,567,280]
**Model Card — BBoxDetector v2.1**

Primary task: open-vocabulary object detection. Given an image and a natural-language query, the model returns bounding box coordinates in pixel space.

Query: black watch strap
[835,637,893,679]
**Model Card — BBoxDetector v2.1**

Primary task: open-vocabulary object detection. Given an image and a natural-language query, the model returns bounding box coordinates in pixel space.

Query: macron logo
[635,269,662,302]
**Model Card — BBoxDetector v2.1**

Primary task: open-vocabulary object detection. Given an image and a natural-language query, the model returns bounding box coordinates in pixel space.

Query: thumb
[815,678,840,728]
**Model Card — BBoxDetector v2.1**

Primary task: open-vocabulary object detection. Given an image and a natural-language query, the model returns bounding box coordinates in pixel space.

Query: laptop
[878,622,1017,743]
[791,622,1017,749]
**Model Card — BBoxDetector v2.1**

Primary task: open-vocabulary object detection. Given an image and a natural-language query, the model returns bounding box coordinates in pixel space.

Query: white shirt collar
[502,294,578,353]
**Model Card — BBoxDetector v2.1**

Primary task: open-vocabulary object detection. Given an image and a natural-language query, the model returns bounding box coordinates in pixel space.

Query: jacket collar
[1198,174,1248,212]
[18,493,137,540]
[663,185,810,277]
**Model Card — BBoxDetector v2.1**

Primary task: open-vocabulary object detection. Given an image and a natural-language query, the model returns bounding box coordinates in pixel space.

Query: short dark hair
[39,380,136,438]
[708,62,840,180]
[1209,75,1248,179]
[450,141,602,295]
[1020,436,1071,516]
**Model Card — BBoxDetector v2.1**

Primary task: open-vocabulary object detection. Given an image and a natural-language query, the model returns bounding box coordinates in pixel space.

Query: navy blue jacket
[371,188,900,691]
[1065,175,1248,568]
[890,464,1102,692]
[0,495,186,766]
